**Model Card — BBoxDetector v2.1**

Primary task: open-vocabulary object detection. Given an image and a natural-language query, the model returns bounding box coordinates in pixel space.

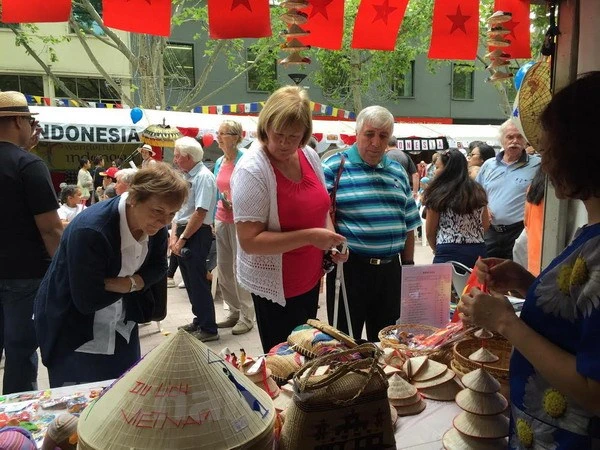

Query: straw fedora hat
[0,91,38,117]
[77,330,276,450]
[138,143,156,156]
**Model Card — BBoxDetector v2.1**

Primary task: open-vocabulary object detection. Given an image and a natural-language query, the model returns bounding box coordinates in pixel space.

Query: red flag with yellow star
[1,0,71,22]
[428,0,479,60]
[493,0,531,58]
[103,0,172,36]
[299,0,345,50]
[208,0,271,39]
[350,0,409,50]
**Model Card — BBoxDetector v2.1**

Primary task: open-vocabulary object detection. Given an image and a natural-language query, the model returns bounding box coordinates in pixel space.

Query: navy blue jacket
[35,196,167,366]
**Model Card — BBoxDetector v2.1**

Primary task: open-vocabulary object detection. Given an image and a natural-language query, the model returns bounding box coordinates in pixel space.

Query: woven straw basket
[279,343,396,449]
[452,337,512,400]
[378,324,453,364]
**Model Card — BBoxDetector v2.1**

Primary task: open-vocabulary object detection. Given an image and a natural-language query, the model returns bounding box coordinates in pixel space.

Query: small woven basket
[378,324,453,362]
[452,337,512,381]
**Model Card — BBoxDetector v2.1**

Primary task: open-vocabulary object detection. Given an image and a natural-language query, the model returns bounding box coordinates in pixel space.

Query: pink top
[216,160,235,223]
[275,150,330,298]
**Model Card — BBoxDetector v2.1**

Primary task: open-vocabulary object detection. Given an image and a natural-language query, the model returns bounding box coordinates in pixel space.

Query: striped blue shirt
[323,145,420,257]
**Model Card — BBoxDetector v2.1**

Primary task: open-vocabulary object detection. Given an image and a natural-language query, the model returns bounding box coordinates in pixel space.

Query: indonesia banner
[428,0,479,60]
[492,0,531,58]
[103,0,172,36]
[208,0,271,39]
[300,0,345,50]
[351,0,410,50]
[1,0,71,23]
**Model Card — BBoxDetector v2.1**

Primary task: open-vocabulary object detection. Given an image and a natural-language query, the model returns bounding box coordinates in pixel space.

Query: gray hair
[175,136,204,162]
[115,168,137,186]
[499,119,519,140]
[356,106,394,135]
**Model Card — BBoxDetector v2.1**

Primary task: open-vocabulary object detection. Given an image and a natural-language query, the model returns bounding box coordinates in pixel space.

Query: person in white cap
[138,144,157,168]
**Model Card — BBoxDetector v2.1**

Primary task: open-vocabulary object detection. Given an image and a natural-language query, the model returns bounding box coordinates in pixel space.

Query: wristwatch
[129,276,138,293]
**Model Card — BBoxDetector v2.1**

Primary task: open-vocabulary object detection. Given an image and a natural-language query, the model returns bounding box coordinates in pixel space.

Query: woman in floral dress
[459,72,600,449]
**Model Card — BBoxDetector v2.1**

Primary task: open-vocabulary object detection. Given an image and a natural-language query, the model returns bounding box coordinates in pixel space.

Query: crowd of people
[1,71,599,447]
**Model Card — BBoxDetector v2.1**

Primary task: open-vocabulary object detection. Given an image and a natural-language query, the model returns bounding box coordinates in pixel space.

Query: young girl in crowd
[423,148,489,268]
[57,184,86,226]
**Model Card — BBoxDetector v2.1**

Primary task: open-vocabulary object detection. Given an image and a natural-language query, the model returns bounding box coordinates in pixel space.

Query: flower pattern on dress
[534,238,600,322]
[522,372,591,436]
[510,407,558,450]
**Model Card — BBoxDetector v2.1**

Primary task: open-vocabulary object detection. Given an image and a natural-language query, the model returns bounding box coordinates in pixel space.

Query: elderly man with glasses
[0,91,63,393]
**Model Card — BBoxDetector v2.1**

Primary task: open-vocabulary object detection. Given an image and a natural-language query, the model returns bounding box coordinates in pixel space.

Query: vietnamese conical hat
[453,411,509,439]
[461,369,501,394]
[518,59,552,151]
[389,404,398,425]
[468,347,500,363]
[474,329,494,339]
[403,355,428,379]
[455,389,508,416]
[442,428,507,450]
[389,392,421,408]
[77,330,276,450]
[388,374,418,401]
[395,399,426,417]
[412,369,455,389]
[419,378,462,401]
[412,359,448,382]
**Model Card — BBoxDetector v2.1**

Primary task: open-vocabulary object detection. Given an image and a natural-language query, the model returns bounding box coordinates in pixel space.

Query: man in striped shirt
[323,106,421,341]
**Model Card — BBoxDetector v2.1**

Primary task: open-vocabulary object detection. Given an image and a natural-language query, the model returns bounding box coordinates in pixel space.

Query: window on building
[55,77,119,103]
[70,0,105,35]
[164,43,195,90]
[390,61,415,98]
[0,21,19,29]
[0,75,44,96]
[452,63,475,100]
[246,47,278,93]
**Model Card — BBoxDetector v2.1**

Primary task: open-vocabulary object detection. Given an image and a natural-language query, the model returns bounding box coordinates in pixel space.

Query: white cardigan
[231,146,326,306]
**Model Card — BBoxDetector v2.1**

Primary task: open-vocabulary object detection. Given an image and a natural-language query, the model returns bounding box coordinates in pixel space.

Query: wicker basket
[378,324,453,364]
[452,337,512,381]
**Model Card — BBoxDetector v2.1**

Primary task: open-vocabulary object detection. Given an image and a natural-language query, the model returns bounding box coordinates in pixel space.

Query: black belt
[351,254,397,266]
[490,221,523,233]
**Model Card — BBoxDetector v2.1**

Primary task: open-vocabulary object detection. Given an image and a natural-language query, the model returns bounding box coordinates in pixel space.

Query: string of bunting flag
[25,95,123,109]
[1,0,531,60]
[193,102,356,119]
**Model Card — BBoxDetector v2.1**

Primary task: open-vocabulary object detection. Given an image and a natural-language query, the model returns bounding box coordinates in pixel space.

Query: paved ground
[0,238,433,392]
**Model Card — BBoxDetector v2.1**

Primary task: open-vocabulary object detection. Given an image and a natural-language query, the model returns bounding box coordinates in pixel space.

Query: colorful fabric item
[0,427,37,450]
[1,0,71,22]
[102,0,172,36]
[428,0,480,60]
[208,0,272,39]
[350,0,410,51]
[300,0,345,50]
[509,223,600,448]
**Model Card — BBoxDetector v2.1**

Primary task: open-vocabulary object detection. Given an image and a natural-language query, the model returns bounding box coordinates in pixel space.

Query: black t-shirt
[93,165,105,190]
[386,149,417,178]
[0,141,59,278]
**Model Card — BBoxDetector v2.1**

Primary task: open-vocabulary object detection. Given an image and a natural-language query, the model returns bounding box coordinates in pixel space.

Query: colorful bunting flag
[428,0,479,60]
[351,0,410,51]
[300,0,345,50]
[208,0,271,39]
[493,0,531,58]
[102,0,172,37]
[1,0,71,23]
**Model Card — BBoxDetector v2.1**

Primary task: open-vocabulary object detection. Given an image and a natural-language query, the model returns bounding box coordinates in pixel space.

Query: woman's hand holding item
[458,288,516,333]
[104,275,145,294]
[475,257,535,297]
[310,228,346,251]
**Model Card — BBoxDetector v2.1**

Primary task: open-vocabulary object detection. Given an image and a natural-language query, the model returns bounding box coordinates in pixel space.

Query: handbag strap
[329,154,346,227]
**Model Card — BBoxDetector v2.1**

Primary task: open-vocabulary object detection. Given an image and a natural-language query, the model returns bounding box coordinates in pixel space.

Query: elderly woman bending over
[231,86,346,353]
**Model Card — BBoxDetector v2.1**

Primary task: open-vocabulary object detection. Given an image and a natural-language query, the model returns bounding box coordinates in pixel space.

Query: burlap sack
[279,343,396,449]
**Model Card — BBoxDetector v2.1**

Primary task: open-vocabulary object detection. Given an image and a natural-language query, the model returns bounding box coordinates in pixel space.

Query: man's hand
[171,237,186,257]
[26,121,42,151]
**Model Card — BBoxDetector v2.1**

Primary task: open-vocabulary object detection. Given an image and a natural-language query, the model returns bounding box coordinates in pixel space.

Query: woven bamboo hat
[468,347,500,363]
[442,428,507,450]
[395,399,426,417]
[403,355,428,379]
[461,369,501,394]
[387,374,418,401]
[455,389,508,416]
[0,91,38,117]
[411,359,448,382]
[453,411,509,439]
[418,378,462,401]
[412,369,455,389]
[77,330,276,450]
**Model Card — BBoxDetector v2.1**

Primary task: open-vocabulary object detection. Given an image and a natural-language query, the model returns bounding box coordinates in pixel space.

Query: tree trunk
[350,51,363,112]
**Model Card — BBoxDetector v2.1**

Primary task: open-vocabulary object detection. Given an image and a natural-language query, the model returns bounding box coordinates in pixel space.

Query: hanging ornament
[484,10,513,84]
[279,0,311,67]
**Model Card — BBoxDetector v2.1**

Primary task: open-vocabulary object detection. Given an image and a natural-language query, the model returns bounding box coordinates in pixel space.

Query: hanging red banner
[103,0,172,37]
[1,0,71,23]
[208,0,272,39]
[351,0,409,50]
[428,0,479,60]
[299,0,345,50]
[492,0,531,58]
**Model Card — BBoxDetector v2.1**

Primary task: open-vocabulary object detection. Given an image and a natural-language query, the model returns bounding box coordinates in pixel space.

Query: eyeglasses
[27,117,37,126]
[215,131,238,136]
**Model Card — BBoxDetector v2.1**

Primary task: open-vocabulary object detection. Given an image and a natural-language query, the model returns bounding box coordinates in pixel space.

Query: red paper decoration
[428,0,480,60]
[299,0,345,50]
[1,0,71,23]
[208,0,272,39]
[351,0,410,51]
[102,0,172,37]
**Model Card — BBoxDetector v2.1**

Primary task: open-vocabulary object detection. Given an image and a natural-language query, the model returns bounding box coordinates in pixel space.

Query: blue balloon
[130,107,143,124]
[514,61,536,91]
